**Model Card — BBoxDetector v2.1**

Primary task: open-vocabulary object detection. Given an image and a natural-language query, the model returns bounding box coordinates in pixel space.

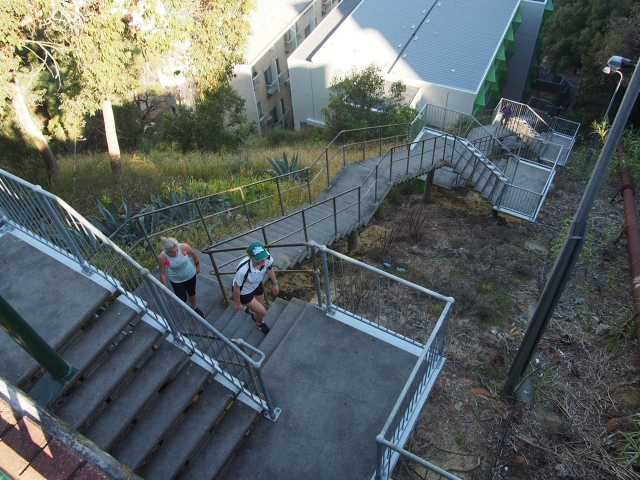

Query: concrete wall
[233,0,330,134]
[502,0,547,101]
[232,65,259,128]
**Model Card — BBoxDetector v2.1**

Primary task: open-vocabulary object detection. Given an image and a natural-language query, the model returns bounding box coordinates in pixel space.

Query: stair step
[178,400,259,480]
[138,380,236,480]
[84,340,189,449]
[55,321,164,429]
[210,303,241,333]
[60,297,138,374]
[111,361,212,470]
[253,298,308,363]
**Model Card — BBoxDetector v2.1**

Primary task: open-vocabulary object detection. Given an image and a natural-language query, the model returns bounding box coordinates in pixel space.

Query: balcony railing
[274,109,290,129]
[266,78,279,95]
[278,69,290,86]
[322,0,338,14]
[252,72,262,89]
[284,29,304,52]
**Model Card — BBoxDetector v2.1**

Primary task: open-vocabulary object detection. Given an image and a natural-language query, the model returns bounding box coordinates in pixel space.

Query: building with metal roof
[289,0,553,129]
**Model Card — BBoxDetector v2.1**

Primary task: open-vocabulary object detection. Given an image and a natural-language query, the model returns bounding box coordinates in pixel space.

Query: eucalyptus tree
[1,0,254,180]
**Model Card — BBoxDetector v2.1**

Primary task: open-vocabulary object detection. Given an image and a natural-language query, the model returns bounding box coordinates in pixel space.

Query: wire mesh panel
[318,251,445,346]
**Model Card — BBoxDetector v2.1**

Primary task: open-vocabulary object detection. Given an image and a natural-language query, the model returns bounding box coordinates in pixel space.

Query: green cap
[247,241,269,261]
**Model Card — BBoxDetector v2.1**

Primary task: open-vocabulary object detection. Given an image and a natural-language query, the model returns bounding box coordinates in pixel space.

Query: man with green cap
[233,242,280,334]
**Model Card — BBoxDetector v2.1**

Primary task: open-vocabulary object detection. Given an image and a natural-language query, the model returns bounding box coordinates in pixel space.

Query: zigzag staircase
[412,101,579,221]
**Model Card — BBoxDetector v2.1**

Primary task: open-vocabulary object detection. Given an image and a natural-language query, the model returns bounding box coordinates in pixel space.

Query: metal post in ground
[0,294,78,405]
[619,167,640,354]
[504,55,640,394]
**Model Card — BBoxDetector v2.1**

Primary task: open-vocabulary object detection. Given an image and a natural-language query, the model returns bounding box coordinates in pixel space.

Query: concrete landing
[221,304,418,480]
[0,232,111,386]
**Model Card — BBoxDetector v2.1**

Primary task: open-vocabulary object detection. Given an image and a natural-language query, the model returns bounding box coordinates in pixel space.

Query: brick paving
[0,396,113,480]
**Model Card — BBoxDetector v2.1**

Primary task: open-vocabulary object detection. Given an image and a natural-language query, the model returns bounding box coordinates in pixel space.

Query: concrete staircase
[0,231,302,478]
[1,228,419,479]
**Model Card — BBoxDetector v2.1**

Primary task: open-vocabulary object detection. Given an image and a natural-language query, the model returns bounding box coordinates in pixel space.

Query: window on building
[275,59,281,76]
[264,66,273,86]
[257,101,263,119]
[304,24,311,38]
[270,106,278,124]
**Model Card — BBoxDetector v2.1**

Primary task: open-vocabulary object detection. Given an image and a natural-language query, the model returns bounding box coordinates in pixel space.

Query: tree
[1,0,254,180]
[157,83,253,152]
[321,64,416,138]
[542,0,638,73]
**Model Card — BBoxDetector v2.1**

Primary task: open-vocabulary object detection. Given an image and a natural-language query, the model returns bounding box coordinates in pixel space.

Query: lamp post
[602,66,623,122]
[602,55,637,122]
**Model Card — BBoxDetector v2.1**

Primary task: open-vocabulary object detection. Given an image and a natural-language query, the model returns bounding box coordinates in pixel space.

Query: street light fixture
[602,66,623,122]
[602,55,637,122]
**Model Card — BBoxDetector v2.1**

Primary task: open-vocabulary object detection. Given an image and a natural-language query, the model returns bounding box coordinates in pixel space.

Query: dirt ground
[279,165,640,479]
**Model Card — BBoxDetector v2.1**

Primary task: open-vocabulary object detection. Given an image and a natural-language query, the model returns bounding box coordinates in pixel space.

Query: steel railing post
[375,436,385,480]
[320,249,333,314]
[406,144,410,176]
[374,165,379,205]
[311,245,324,310]
[362,130,366,162]
[306,168,312,204]
[302,210,309,243]
[207,250,231,306]
[252,363,280,421]
[332,197,338,240]
[420,140,425,170]
[35,187,92,275]
[137,217,157,257]
[143,270,184,344]
[195,201,214,245]
[358,186,361,225]
[342,145,347,168]
[389,149,394,181]
[275,177,285,215]
[379,126,382,155]
[261,226,269,246]
[240,188,253,229]
[0,294,77,383]
[431,137,436,166]
[325,148,331,188]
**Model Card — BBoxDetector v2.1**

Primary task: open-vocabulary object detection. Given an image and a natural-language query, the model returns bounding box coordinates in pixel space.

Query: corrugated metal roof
[244,0,314,65]
[311,0,520,93]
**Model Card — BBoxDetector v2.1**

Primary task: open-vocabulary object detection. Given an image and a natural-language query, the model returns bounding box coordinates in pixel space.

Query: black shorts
[240,282,264,305]
[171,274,197,302]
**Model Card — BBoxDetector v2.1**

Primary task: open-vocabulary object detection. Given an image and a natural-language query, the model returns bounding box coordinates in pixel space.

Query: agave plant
[87,198,157,245]
[261,152,304,181]
[147,187,231,225]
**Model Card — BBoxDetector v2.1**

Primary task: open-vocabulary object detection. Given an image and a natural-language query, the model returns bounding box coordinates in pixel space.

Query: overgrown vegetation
[321,64,417,138]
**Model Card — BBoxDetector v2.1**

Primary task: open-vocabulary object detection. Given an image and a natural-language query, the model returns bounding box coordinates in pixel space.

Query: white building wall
[502,0,546,101]
[232,65,260,128]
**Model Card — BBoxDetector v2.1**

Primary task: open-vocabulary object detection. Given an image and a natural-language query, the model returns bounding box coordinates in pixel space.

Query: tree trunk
[10,78,60,178]
[102,99,123,182]
[423,170,435,203]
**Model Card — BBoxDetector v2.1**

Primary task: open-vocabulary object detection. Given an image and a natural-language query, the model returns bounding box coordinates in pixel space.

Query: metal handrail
[0,168,280,420]
[305,243,455,479]
[200,238,457,478]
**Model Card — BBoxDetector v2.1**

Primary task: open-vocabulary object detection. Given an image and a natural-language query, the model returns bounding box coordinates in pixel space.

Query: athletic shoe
[244,307,256,320]
[257,322,270,335]
[193,307,205,318]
